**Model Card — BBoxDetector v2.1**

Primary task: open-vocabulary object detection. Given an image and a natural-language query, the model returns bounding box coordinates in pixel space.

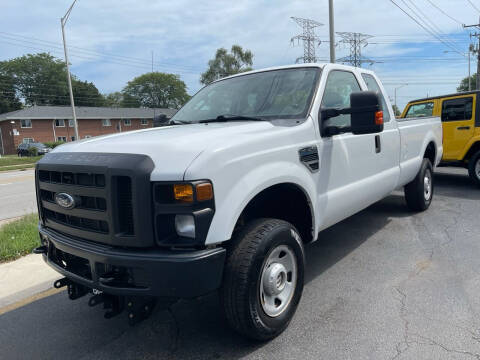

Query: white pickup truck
[34,63,442,340]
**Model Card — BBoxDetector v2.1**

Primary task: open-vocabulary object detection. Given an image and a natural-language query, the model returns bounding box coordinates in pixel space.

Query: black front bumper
[39,225,226,298]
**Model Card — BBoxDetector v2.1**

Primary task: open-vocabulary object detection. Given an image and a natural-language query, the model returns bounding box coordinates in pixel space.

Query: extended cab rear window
[361,73,391,122]
[405,102,434,118]
[441,97,473,122]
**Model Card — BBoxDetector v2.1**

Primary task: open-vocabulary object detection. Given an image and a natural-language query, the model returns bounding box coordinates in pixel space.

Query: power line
[290,17,323,63]
[389,0,466,56]
[466,0,480,13]
[398,0,464,54]
[423,0,464,26]
[0,31,199,71]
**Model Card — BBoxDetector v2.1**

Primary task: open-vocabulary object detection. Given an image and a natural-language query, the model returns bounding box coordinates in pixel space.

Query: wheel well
[464,141,480,161]
[424,142,436,165]
[234,183,314,243]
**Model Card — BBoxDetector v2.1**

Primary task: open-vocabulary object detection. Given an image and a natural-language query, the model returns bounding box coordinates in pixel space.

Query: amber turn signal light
[196,183,213,201]
[174,184,194,203]
[375,111,384,125]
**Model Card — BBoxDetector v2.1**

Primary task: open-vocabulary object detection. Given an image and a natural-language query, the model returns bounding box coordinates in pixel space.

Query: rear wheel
[404,158,434,212]
[221,218,305,341]
[468,151,480,187]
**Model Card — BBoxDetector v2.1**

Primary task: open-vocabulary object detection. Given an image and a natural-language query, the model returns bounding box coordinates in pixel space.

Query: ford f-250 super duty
[34,63,442,340]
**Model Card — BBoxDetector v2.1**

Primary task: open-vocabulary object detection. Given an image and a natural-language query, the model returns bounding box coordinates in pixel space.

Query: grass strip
[0,214,39,263]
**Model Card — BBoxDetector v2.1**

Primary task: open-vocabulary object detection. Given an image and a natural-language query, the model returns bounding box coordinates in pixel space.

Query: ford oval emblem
[55,193,76,209]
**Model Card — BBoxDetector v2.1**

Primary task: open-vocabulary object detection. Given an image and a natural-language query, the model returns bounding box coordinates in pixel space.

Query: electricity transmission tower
[336,32,376,67]
[291,17,323,63]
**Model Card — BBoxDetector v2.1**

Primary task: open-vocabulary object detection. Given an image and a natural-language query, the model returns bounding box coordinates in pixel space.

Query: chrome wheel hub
[476,159,480,179]
[260,245,297,317]
[424,170,432,201]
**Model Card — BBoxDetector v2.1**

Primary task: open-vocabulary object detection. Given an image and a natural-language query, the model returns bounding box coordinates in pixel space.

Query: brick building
[0,106,176,155]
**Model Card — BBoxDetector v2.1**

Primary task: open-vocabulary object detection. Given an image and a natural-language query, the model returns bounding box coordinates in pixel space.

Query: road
[1,167,480,359]
[0,169,36,222]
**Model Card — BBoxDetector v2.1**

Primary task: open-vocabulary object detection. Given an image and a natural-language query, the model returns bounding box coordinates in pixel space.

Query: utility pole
[328,0,335,63]
[464,18,480,90]
[394,84,408,110]
[336,32,376,67]
[291,17,323,63]
[61,0,78,141]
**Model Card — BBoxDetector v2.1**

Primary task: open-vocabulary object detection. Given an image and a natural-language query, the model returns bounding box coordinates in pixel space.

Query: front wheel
[468,151,480,187]
[221,218,305,341]
[404,158,434,212]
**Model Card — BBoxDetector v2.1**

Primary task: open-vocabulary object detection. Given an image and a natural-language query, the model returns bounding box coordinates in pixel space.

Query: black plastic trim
[36,152,155,247]
[152,181,215,247]
[39,225,226,298]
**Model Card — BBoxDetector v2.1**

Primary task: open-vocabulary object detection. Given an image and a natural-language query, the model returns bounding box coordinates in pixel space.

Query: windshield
[171,67,320,123]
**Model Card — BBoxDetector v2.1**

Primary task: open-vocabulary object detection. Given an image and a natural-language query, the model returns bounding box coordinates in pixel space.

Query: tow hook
[54,277,89,300]
[33,246,47,254]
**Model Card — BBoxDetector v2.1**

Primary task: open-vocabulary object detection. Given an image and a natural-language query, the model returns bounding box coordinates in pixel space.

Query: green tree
[71,79,105,106]
[457,74,477,92]
[122,72,189,109]
[200,45,253,85]
[0,64,22,114]
[103,91,140,107]
[3,53,67,105]
[392,104,401,117]
[3,53,104,107]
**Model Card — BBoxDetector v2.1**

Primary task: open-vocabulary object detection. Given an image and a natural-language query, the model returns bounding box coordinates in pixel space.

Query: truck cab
[401,91,480,186]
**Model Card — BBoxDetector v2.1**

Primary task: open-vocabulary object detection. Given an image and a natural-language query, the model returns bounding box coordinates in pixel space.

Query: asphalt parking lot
[1,167,479,360]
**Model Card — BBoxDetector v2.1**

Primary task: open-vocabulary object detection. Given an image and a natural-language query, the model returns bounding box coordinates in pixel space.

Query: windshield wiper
[198,115,268,123]
[169,119,189,125]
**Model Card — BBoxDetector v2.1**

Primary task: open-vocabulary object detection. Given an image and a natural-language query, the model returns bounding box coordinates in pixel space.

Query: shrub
[28,147,38,157]
[43,141,65,149]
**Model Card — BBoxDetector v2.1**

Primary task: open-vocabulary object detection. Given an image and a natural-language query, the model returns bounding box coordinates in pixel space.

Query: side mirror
[350,91,383,135]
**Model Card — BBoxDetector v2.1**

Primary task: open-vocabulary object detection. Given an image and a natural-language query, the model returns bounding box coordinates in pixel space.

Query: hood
[51,122,277,180]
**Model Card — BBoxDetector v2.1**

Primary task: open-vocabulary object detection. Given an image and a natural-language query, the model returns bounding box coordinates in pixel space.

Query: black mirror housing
[350,91,383,135]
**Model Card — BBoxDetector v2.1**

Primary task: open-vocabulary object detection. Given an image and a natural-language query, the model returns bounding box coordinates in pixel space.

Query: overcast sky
[1,0,477,110]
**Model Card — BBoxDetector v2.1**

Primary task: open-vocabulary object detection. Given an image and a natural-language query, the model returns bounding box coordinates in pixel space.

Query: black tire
[404,158,434,212]
[221,218,305,341]
[468,151,480,187]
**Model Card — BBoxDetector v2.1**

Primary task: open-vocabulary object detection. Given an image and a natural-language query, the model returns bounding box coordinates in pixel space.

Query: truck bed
[396,116,443,186]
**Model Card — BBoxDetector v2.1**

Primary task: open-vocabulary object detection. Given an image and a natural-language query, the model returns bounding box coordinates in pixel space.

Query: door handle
[375,135,381,153]
[457,126,470,130]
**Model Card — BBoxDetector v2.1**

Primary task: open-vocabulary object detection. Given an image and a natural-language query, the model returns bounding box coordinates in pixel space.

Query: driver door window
[321,70,361,130]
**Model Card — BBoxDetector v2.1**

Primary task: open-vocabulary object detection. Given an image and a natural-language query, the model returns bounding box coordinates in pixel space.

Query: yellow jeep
[401,91,480,186]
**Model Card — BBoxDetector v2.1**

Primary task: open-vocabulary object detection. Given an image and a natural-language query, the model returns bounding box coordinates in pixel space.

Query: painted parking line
[0,287,64,316]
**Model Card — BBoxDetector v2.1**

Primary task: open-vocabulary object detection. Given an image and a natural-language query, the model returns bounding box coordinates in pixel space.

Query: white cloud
[0,0,475,107]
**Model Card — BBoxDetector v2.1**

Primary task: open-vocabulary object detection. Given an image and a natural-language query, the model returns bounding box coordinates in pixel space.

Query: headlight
[173,182,213,203]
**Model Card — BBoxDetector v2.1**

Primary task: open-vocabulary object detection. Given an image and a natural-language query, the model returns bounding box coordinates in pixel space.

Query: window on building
[405,102,434,118]
[55,119,65,127]
[141,119,148,125]
[102,119,111,127]
[68,119,75,127]
[441,97,473,122]
[71,136,76,141]
[21,119,32,128]
[85,135,92,139]
[22,138,34,143]
[124,118,132,126]
[57,136,67,142]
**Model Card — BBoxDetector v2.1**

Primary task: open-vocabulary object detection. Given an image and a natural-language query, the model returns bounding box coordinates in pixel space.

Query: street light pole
[394,84,407,110]
[61,0,78,141]
[328,0,335,63]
